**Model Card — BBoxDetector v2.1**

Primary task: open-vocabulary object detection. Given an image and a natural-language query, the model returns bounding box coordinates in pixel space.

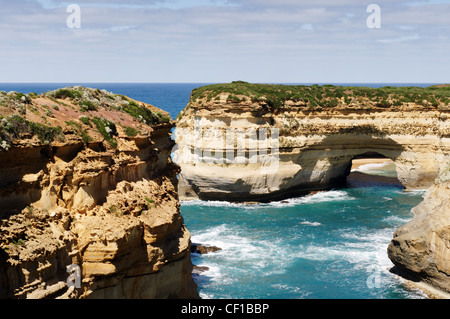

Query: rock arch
[345,152,403,189]
[266,134,408,200]
[175,111,450,202]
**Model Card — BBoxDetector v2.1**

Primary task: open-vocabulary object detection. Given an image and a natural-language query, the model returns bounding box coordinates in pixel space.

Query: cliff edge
[175,82,450,202]
[0,87,198,299]
[388,163,450,297]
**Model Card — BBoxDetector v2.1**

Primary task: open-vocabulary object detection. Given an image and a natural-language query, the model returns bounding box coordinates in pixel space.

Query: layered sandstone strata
[174,83,450,202]
[0,87,198,299]
[388,164,450,296]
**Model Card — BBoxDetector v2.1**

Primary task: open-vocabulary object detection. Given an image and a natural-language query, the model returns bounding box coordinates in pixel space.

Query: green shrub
[78,116,92,127]
[66,119,94,144]
[324,98,339,108]
[122,99,170,126]
[65,120,81,131]
[124,126,139,137]
[91,117,117,148]
[52,88,82,100]
[155,111,171,124]
[376,100,392,108]
[186,82,450,113]
[79,100,98,111]
[81,130,93,144]
[1,115,64,144]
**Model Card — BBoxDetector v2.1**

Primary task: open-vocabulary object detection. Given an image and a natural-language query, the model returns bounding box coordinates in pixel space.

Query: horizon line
[0,82,445,85]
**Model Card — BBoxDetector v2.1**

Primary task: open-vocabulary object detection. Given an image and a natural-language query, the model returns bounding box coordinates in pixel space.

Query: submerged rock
[191,243,222,255]
[193,266,210,274]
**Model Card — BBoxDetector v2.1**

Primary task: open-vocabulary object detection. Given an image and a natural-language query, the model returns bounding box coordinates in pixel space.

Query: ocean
[0,83,433,299]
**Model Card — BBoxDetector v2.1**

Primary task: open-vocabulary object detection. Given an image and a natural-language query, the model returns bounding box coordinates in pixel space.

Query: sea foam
[181,190,355,209]
[183,186,426,299]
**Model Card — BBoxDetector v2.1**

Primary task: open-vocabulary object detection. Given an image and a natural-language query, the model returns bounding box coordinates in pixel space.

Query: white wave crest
[268,190,355,207]
[182,190,355,209]
[299,221,322,227]
[351,162,391,173]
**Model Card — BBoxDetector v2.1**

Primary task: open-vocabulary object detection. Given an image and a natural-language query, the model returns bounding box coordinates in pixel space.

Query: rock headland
[175,82,450,202]
[388,163,450,297]
[0,87,198,299]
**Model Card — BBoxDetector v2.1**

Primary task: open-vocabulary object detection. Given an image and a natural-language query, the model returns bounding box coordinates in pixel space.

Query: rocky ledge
[0,87,198,299]
[388,163,450,297]
[174,82,450,202]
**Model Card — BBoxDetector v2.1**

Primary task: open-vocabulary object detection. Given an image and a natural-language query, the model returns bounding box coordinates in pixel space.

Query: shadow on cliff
[286,127,406,196]
[177,126,407,203]
[345,171,404,189]
[0,146,53,219]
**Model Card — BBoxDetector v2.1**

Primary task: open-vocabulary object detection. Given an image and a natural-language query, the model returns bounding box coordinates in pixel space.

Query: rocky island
[0,87,198,299]
[174,81,450,297]
[175,82,450,202]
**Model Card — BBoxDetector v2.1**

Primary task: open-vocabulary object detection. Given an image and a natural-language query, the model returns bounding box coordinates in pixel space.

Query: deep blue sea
[0,83,434,299]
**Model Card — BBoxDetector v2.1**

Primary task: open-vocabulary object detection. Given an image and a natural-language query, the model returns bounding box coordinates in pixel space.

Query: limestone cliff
[174,82,450,202]
[388,164,450,296]
[0,87,198,299]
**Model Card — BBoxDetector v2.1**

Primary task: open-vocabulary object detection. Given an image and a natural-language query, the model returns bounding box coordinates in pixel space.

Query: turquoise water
[183,183,426,299]
[183,161,428,299]
[0,83,432,299]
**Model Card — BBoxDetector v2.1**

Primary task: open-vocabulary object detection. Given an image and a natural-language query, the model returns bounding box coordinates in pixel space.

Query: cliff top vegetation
[188,81,450,112]
[0,86,172,151]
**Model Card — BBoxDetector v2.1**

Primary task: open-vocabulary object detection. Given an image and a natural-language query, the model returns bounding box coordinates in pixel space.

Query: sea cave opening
[345,152,404,189]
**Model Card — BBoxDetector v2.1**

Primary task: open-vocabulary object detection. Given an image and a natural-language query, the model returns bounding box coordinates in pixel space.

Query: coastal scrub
[187,81,450,112]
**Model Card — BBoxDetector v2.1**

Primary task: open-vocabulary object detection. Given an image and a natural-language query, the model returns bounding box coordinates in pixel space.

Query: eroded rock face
[388,165,450,295]
[0,88,198,299]
[174,84,450,202]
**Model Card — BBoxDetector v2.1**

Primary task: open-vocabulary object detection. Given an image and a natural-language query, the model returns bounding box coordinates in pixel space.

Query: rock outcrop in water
[0,87,198,299]
[388,163,450,297]
[174,82,450,202]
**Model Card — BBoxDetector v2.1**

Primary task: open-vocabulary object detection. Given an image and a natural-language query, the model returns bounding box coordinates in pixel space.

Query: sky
[0,0,449,83]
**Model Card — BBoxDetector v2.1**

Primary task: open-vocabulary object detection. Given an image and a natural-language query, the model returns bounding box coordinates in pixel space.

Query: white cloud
[36,0,236,9]
[377,33,421,43]
[0,0,448,83]
[382,3,450,25]
[408,0,450,6]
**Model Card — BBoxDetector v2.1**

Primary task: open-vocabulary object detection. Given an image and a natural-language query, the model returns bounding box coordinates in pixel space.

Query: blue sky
[0,0,449,83]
